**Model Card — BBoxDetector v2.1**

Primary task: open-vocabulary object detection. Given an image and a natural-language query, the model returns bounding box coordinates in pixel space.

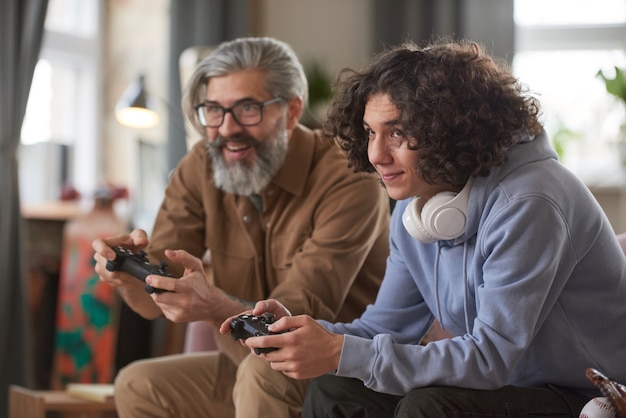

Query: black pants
[302,375,593,418]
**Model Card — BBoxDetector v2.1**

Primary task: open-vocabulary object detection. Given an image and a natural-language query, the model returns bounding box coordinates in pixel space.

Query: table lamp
[115,74,159,129]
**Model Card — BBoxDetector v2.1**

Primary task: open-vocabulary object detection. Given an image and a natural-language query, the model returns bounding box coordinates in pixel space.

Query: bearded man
[92,37,390,418]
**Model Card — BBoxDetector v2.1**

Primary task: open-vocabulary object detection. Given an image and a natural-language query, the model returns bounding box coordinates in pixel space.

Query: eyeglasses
[194,97,284,128]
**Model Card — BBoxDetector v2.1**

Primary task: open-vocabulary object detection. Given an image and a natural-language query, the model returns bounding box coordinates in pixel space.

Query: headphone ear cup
[402,197,438,243]
[421,192,467,240]
[402,178,473,243]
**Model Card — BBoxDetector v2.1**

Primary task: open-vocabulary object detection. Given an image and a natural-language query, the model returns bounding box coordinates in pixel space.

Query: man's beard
[206,121,289,196]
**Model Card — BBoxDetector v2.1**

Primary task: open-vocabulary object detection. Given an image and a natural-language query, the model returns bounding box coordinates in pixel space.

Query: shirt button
[243,215,252,223]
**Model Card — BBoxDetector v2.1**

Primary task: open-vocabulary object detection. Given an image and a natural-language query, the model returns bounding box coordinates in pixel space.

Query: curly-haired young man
[223,39,626,418]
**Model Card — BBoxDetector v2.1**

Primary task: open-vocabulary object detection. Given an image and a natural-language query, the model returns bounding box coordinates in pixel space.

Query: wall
[103,0,169,191]
[257,0,373,76]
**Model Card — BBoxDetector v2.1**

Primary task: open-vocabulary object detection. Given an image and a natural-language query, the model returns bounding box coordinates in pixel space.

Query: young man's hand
[248,314,344,380]
[219,300,344,381]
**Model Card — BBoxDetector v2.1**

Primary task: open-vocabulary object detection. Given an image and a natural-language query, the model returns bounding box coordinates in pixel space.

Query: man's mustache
[208,135,260,150]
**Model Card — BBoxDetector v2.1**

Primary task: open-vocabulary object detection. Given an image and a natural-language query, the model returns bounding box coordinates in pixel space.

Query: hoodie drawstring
[434,242,443,330]
[462,242,471,335]
[434,240,472,335]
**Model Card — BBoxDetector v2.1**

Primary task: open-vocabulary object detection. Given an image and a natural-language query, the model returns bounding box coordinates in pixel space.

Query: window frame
[513,3,626,172]
[516,23,626,52]
[21,0,104,198]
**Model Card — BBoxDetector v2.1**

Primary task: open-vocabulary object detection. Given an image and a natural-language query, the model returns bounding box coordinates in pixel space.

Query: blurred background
[19,0,626,231]
[4,0,626,412]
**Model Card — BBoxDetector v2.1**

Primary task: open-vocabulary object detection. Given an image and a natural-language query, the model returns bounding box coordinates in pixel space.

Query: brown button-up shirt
[148,125,389,356]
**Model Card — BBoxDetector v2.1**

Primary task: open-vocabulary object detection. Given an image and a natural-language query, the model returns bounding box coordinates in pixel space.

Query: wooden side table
[8,385,117,418]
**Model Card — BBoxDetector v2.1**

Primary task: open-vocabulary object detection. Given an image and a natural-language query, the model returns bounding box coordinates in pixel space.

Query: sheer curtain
[0,0,49,412]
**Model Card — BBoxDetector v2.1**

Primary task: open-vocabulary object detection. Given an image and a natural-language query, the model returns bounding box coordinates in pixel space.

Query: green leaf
[305,61,333,108]
[597,66,626,102]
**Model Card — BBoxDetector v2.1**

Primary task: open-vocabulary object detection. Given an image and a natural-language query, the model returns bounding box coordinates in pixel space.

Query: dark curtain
[0,0,49,413]
[166,0,250,175]
[372,0,514,63]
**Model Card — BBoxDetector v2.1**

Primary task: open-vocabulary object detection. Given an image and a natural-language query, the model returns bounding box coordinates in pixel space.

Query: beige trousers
[114,351,309,418]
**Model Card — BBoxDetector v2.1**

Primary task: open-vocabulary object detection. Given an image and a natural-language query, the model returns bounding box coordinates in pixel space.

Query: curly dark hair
[323,39,543,188]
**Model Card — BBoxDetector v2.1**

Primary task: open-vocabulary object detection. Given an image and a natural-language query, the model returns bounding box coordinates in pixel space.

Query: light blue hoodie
[322,130,626,395]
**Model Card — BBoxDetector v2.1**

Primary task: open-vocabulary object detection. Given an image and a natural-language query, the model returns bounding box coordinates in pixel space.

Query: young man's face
[203,69,300,195]
[364,93,450,201]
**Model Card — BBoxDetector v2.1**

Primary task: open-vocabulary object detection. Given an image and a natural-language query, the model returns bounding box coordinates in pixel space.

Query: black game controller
[230,313,283,354]
[105,246,173,294]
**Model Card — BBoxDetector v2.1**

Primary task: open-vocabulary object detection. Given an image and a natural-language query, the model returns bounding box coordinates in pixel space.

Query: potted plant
[302,61,333,129]
[597,66,626,165]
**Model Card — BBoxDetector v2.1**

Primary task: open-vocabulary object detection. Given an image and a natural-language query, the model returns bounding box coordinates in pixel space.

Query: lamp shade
[115,75,160,128]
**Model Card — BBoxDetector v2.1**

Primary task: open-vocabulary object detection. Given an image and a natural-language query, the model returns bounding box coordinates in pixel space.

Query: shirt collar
[270,124,316,197]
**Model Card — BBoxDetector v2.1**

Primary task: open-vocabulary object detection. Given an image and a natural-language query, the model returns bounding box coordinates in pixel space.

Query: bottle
[51,186,129,388]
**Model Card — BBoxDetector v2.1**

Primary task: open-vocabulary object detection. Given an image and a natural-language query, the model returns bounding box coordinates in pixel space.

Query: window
[20,0,102,203]
[513,0,626,173]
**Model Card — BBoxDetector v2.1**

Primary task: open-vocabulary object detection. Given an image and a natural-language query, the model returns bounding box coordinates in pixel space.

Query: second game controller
[105,246,173,294]
[230,313,284,354]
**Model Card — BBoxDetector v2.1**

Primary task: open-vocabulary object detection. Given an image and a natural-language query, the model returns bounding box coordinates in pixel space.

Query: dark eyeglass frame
[194,96,284,128]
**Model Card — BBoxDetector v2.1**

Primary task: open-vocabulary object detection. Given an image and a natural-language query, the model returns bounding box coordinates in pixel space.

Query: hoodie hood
[435,129,557,333]
[461,129,557,244]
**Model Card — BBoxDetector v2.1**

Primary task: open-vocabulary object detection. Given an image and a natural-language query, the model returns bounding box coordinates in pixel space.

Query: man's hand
[92,229,150,289]
[147,249,242,327]
[92,229,166,319]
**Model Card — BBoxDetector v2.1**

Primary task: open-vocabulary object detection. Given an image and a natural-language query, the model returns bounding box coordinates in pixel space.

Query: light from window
[515,0,626,26]
[20,0,101,202]
[514,1,626,171]
[21,59,84,146]
[45,0,97,37]
[21,61,52,145]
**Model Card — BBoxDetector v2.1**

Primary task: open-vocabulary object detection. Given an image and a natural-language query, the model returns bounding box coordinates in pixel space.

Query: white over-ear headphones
[402,177,474,243]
